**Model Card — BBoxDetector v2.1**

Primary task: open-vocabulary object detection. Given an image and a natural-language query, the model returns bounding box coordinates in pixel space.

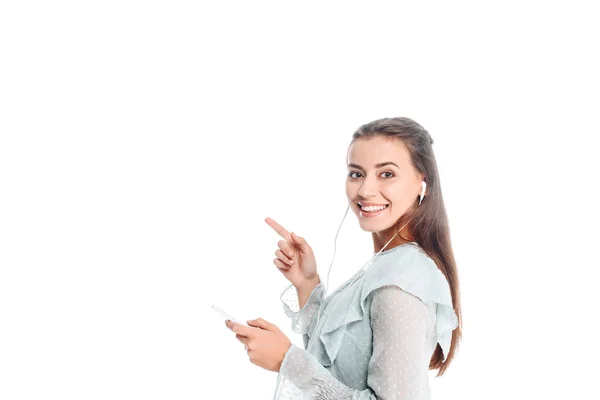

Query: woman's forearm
[296,275,321,309]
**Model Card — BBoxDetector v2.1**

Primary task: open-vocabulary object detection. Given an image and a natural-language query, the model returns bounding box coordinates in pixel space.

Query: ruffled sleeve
[359,245,458,362]
[272,285,433,399]
[313,244,458,367]
[280,281,325,335]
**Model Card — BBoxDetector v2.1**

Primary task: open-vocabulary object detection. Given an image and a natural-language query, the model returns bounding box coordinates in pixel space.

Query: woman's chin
[358,220,389,233]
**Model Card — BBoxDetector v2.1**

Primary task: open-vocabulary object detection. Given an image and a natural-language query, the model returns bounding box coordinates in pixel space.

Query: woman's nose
[358,178,377,198]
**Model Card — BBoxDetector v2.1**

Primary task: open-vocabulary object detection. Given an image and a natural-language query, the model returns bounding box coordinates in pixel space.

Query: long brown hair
[351,117,462,377]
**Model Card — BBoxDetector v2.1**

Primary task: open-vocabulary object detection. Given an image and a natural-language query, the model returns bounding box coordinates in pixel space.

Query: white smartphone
[211,304,242,324]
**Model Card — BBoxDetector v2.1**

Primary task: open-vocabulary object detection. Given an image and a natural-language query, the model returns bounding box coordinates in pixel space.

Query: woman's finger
[265,217,292,242]
[274,258,291,270]
[277,240,295,259]
[275,249,294,265]
[235,334,248,345]
[291,232,310,254]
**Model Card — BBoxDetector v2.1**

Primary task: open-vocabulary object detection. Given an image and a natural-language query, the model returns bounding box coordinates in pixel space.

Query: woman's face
[345,136,424,233]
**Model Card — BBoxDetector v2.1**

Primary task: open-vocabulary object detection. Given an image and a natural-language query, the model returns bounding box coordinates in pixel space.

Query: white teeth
[361,204,387,212]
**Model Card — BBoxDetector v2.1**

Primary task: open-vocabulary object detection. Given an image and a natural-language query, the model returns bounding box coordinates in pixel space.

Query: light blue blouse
[272,242,458,399]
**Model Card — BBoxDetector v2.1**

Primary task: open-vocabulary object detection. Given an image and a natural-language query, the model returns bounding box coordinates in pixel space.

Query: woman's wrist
[296,275,320,292]
[296,275,321,308]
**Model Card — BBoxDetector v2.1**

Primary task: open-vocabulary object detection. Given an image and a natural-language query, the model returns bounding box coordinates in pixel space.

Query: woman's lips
[359,204,389,218]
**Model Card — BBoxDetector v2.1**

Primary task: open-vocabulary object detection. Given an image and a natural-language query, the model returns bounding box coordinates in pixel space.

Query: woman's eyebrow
[347,161,400,170]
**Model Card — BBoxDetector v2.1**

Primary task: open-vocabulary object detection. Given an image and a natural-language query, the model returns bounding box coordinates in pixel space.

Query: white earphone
[419,181,426,205]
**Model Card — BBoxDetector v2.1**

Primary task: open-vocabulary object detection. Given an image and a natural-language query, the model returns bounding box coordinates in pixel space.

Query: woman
[226,117,462,399]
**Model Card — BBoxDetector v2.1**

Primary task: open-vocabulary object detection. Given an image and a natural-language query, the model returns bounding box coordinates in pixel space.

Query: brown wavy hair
[351,117,462,377]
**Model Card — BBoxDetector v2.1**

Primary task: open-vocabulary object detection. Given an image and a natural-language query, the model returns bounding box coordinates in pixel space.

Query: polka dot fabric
[367,286,436,399]
[272,243,458,399]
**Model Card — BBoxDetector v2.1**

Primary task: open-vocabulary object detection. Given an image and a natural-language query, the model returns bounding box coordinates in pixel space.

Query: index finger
[265,217,292,241]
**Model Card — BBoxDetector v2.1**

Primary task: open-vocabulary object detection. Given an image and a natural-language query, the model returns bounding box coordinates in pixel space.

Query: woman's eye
[381,172,394,178]
[348,171,362,179]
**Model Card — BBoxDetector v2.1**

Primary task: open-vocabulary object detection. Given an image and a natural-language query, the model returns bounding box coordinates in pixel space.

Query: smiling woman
[258,117,463,399]
[222,117,462,399]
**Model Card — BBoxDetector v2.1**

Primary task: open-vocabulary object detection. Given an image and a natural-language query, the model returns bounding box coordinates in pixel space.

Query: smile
[358,203,389,217]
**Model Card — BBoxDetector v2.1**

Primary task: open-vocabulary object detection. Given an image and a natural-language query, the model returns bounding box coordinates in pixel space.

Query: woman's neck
[372,229,416,253]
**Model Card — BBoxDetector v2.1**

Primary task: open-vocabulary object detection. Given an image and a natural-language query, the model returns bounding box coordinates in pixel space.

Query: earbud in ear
[419,181,426,205]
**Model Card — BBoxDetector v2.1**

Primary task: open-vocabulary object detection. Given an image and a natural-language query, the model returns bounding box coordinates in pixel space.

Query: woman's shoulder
[362,242,458,361]
[370,242,441,277]
[362,242,452,306]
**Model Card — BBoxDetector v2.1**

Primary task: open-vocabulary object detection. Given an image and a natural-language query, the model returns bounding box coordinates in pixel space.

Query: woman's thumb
[291,232,308,251]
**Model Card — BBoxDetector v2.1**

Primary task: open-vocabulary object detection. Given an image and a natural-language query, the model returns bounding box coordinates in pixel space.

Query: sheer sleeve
[280,281,325,348]
[275,285,431,400]
[367,285,431,399]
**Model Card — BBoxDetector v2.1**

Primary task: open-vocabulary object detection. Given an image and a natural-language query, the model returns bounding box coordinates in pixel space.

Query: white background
[1,1,599,399]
